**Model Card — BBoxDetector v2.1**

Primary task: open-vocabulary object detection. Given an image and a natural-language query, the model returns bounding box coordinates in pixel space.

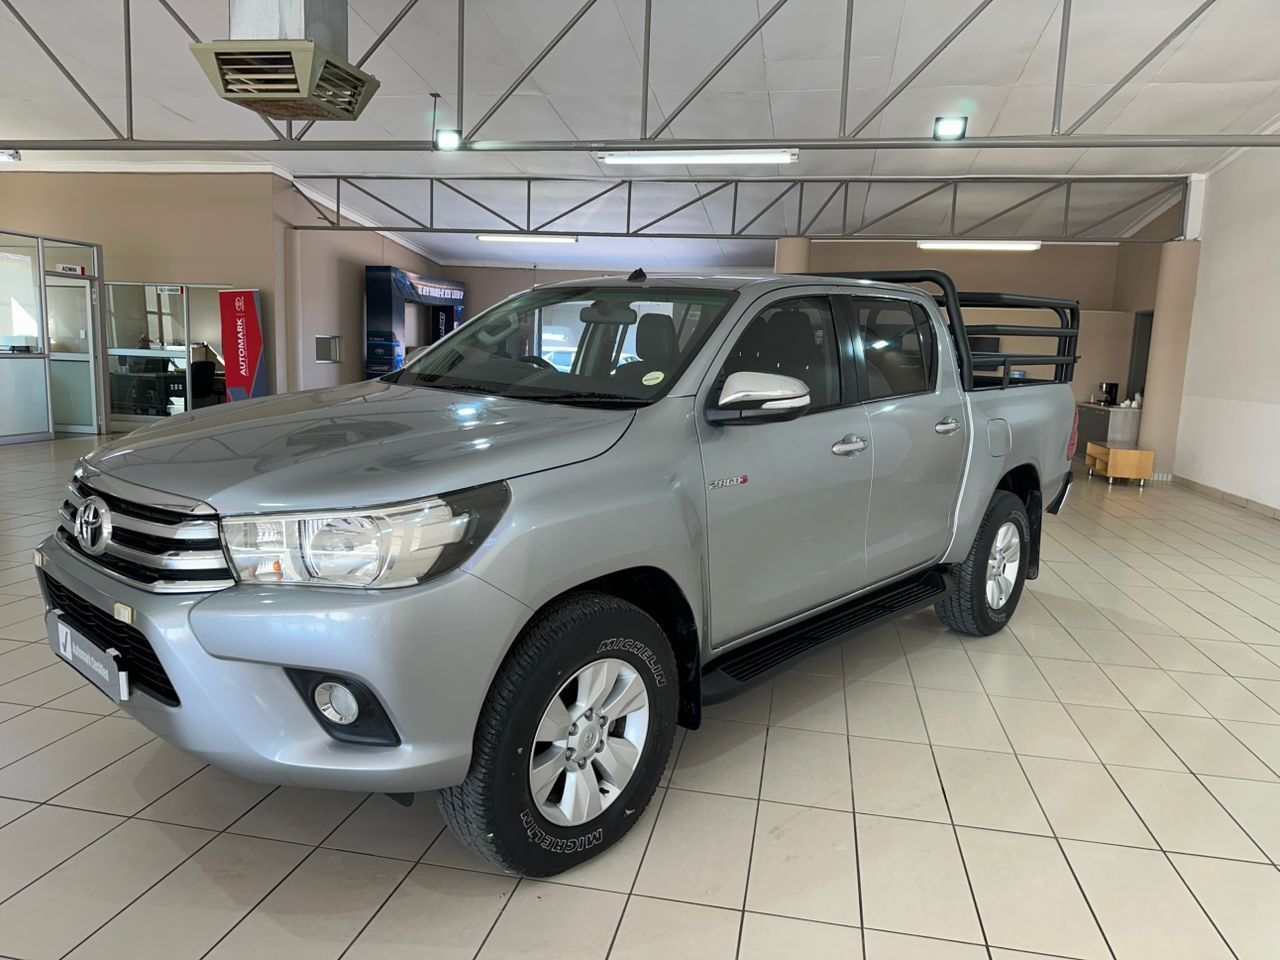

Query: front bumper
[35,534,532,793]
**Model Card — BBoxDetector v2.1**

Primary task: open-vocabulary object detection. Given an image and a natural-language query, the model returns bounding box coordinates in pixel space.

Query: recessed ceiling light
[434,128,462,151]
[476,234,578,244]
[932,116,968,141]
[0,149,21,162]
[596,149,798,165]
[917,240,1041,252]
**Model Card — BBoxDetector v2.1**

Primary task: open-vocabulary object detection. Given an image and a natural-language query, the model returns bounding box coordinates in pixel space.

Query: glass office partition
[0,232,42,353]
[0,231,104,443]
[106,283,230,422]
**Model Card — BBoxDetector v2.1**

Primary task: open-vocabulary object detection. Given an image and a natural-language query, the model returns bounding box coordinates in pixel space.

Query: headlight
[221,482,509,588]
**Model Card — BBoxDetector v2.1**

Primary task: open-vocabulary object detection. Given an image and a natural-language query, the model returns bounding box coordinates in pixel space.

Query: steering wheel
[516,354,556,371]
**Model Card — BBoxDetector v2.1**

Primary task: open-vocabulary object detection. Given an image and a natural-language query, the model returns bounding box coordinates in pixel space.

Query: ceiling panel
[890,0,1060,88]
[1155,0,1280,83]
[1,0,1272,268]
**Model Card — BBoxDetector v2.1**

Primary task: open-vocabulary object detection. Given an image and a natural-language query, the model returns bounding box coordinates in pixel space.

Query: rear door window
[851,298,938,401]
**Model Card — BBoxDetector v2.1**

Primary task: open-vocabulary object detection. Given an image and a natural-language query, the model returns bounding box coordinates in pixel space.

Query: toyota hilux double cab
[36,270,1077,876]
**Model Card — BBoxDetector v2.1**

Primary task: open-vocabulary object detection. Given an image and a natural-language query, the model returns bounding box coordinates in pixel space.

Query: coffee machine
[1098,381,1119,406]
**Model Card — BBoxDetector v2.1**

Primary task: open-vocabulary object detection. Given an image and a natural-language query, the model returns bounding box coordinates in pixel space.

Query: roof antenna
[627,267,647,282]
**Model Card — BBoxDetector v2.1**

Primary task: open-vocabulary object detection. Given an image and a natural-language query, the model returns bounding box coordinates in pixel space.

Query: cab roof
[532,273,919,295]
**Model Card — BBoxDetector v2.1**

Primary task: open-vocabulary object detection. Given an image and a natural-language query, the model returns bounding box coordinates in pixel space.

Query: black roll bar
[804,270,1079,391]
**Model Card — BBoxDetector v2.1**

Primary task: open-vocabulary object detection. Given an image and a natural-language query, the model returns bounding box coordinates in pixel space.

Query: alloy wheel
[986,520,1022,610]
[528,657,651,827]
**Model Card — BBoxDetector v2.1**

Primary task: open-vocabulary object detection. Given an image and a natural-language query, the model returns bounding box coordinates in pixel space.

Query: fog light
[314,681,360,725]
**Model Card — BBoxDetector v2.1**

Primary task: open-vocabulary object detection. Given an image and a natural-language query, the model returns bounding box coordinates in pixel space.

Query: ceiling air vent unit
[191,39,379,121]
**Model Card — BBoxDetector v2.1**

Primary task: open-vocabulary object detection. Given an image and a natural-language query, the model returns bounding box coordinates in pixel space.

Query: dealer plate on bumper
[46,613,130,703]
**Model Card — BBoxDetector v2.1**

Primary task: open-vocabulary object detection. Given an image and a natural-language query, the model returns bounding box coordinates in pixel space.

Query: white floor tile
[856,814,982,943]
[958,828,1110,959]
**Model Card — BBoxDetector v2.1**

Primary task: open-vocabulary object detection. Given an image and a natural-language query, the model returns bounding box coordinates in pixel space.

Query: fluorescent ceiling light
[596,149,798,165]
[917,240,1042,252]
[932,116,968,141]
[0,149,21,162]
[434,128,462,151]
[476,234,578,244]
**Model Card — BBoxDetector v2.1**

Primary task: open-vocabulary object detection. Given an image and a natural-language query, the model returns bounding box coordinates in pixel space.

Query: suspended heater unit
[191,39,379,121]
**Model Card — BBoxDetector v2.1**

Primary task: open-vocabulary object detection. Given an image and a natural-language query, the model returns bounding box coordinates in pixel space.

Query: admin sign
[218,290,267,401]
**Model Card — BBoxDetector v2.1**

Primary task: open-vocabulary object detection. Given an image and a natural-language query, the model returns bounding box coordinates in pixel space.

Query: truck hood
[84,380,633,514]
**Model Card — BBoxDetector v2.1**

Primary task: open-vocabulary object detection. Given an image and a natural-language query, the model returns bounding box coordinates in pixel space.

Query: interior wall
[0,170,279,380]
[1176,147,1280,508]
[1139,241,1200,480]
[808,241,1121,310]
[273,184,443,390]
[0,172,1202,439]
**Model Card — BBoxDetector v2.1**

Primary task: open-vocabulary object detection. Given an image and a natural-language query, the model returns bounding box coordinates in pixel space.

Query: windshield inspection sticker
[641,371,664,386]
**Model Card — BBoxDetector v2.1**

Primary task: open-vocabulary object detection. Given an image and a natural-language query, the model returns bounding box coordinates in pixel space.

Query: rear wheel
[936,490,1030,636]
[437,592,677,876]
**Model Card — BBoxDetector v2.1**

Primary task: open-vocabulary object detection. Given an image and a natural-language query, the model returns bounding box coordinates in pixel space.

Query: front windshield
[389,286,737,406]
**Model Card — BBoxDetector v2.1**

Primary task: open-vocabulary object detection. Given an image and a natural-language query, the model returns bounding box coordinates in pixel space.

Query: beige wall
[0,171,449,394]
[272,184,441,390]
[1111,208,1183,316]
[1140,241,1200,480]
[809,241,1121,310]
[1,172,1205,450]
[0,171,281,385]
[1177,145,1280,508]
[1112,243,1162,315]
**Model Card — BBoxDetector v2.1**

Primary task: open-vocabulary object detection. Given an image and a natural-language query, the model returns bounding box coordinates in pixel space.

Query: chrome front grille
[58,471,234,593]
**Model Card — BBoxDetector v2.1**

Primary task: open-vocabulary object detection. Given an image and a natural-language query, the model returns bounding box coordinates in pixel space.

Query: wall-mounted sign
[218,290,267,401]
[410,280,465,301]
[55,264,86,276]
[156,285,184,295]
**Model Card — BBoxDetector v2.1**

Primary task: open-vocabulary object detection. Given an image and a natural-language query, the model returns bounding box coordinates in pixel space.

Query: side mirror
[707,371,810,424]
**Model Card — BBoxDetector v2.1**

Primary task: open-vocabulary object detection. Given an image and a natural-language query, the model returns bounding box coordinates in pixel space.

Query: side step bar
[701,568,953,704]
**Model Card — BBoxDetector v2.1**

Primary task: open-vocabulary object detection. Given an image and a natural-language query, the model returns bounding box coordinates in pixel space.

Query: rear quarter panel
[943,383,1075,563]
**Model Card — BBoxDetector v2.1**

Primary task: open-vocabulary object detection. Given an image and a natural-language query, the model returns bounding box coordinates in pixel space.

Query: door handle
[831,434,868,457]
[934,417,961,436]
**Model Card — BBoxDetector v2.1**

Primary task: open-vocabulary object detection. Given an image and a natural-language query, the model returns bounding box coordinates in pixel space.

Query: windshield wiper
[519,391,648,408]
[408,380,497,395]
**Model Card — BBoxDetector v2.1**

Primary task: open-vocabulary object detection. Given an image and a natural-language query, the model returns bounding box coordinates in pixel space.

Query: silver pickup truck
[35,270,1076,875]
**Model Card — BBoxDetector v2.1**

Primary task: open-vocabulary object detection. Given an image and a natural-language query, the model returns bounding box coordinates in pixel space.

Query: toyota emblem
[74,496,113,557]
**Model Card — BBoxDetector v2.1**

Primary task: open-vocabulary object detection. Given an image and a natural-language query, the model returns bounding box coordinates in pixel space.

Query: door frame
[44,272,103,434]
[695,284,871,649]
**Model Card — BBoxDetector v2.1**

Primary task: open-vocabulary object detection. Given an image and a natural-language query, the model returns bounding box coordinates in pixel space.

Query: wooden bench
[1085,442,1155,486]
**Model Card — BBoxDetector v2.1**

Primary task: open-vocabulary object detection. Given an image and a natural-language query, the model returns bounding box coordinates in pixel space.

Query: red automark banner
[218,290,267,401]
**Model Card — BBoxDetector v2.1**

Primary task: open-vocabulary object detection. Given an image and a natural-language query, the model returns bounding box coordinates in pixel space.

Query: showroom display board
[218,289,267,401]
[364,266,465,377]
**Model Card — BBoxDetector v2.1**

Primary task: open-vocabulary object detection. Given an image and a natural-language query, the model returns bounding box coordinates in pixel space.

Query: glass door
[47,275,99,433]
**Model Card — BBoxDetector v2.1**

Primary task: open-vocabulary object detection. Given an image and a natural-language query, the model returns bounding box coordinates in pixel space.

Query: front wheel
[936,490,1030,636]
[437,592,678,876]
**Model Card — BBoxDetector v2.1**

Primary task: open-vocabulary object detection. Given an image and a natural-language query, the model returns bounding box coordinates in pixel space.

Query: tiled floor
[2,437,1280,959]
